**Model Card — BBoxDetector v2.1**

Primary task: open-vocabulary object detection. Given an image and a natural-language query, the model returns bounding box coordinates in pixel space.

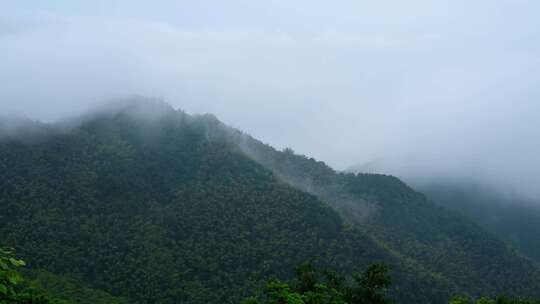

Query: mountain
[238,135,540,299]
[1,99,539,303]
[417,180,540,264]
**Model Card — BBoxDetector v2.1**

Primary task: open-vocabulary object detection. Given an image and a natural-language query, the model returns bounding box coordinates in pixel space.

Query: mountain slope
[0,100,451,303]
[418,181,540,264]
[1,100,539,303]
[232,124,540,299]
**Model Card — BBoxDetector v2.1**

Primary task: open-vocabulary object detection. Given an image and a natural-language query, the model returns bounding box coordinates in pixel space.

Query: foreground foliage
[0,247,55,304]
[244,262,393,304]
[4,248,539,304]
[245,262,540,304]
[1,248,127,304]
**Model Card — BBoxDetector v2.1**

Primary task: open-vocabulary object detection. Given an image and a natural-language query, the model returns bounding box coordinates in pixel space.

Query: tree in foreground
[4,246,540,304]
[243,262,393,304]
[244,261,540,304]
[0,247,56,304]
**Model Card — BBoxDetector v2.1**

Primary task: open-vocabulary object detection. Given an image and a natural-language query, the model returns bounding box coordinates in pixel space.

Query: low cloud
[1,0,540,199]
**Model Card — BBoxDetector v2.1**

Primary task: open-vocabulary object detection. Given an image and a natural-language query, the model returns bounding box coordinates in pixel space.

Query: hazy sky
[1,1,540,197]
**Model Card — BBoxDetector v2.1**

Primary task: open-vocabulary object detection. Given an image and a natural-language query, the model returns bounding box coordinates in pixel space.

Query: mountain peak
[89,96,179,120]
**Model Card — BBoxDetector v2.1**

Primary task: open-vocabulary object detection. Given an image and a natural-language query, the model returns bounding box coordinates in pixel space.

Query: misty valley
[1,100,540,304]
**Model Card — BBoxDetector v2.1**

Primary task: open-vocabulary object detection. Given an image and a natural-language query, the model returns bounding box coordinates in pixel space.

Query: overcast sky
[1,1,540,198]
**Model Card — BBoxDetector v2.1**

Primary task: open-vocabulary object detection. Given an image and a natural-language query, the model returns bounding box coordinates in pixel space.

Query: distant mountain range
[349,160,540,266]
[417,180,540,264]
[1,99,539,303]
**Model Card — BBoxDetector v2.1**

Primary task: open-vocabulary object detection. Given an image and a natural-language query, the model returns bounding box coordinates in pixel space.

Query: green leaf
[6,272,20,285]
[8,258,24,267]
[0,283,7,295]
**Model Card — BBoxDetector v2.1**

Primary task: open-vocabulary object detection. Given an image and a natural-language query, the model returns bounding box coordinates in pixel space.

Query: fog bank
[1,1,540,198]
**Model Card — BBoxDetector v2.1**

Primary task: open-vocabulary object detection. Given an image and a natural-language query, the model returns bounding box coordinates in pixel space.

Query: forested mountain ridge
[1,100,539,303]
[0,101,449,303]
[417,181,540,264]
[231,127,540,298]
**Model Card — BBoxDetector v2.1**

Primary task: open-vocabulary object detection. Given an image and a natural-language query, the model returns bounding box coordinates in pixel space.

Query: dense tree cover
[228,112,540,299]
[244,262,540,304]
[0,101,449,303]
[450,297,540,304]
[243,262,393,304]
[419,181,540,263]
[0,247,127,304]
[0,100,539,303]
[22,270,128,304]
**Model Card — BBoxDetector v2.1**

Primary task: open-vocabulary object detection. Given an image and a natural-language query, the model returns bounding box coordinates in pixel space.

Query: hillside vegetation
[418,181,540,264]
[1,100,539,303]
